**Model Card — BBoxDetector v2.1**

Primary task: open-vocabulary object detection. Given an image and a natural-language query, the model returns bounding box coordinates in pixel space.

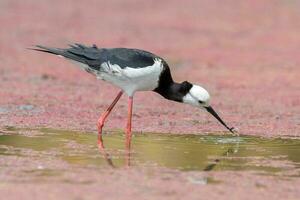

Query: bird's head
[182,85,210,107]
[182,84,235,134]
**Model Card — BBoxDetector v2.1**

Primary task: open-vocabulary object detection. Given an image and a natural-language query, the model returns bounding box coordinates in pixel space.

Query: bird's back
[101,48,159,69]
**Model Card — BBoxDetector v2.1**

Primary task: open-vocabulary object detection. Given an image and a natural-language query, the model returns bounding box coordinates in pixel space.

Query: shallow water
[0,127,299,177]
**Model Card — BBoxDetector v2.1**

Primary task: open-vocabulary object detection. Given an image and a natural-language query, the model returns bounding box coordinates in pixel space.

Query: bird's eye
[198,100,204,104]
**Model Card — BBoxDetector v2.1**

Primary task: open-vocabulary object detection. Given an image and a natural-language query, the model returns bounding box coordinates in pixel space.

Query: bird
[31,43,236,151]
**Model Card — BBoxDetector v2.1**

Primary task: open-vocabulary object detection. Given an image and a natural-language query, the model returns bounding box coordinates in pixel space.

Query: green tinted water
[0,127,299,176]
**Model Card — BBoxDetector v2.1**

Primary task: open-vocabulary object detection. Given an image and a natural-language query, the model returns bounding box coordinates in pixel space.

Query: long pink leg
[125,96,133,166]
[97,91,123,149]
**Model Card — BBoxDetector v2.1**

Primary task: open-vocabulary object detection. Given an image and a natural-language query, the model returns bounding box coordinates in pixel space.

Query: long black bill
[205,106,235,134]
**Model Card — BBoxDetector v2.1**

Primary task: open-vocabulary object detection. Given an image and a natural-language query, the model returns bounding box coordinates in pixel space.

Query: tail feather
[29,45,90,64]
[29,44,104,72]
[29,45,64,55]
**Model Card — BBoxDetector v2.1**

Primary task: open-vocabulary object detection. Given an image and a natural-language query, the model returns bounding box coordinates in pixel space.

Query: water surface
[0,127,299,177]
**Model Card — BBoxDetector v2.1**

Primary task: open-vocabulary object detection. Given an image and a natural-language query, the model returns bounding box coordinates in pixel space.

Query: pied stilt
[32,43,235,150]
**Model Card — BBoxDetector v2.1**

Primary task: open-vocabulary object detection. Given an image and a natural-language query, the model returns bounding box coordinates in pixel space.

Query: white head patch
[182,85,210,107]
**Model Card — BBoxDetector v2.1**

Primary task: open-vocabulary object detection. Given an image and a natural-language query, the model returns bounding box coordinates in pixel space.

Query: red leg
[125,96,133,166]
[97,91,123,148]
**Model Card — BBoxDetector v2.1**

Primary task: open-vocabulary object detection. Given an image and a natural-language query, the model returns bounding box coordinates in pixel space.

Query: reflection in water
[0,127,300,176]
[203,137,240,171]
[98,132,130,167]
[97,143,115,168]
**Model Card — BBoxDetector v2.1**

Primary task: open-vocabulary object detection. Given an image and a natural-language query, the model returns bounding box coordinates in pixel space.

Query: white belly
[97,58,164,96]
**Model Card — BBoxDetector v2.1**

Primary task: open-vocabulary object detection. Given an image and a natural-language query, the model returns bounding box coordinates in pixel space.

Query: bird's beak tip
[229,127,240,136]
[205,106,238,135]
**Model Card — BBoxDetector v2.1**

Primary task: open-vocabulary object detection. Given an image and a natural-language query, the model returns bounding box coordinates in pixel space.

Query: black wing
[31,44,160,70]
[103,48,157,68]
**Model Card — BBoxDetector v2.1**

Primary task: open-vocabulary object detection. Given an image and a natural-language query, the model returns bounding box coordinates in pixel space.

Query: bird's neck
[153,66,193,102]
[154,82,185,102]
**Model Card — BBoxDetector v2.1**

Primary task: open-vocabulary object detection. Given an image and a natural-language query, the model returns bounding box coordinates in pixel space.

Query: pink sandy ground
[0,0,300,199]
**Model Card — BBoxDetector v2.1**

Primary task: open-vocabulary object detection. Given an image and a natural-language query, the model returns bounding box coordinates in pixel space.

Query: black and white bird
[32,43,235,149]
